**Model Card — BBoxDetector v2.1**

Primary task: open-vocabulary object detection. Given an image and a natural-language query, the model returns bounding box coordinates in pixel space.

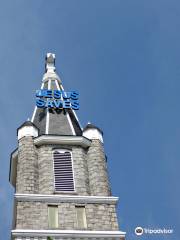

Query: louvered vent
[53,150,74,192]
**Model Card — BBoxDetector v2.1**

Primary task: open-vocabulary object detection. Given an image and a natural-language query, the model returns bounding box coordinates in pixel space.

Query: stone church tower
[9,53,126,240]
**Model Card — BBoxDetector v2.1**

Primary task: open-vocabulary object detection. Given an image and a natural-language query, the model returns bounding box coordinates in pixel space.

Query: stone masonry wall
[38,145,54,194]
[16,201,119,231]
[16,202,47,229]
[72,146,90,195]
[14,138,121,239]
[87,140,111,196]
[37,144,90,195]
[16,137,38,193]
[16,139,111,196]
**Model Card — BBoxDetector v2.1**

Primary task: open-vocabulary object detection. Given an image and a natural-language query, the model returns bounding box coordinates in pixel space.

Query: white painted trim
[66,111,76,135]
[72,108,83,130]
[31,82,44,122]
[15,193,119,204]
[45,108,50,134]
[45,80,51,134]
[41,82,45,89]
[55,79,60,89]
[56,81,76,135]
[12,229,126,238]
[34,135,91,148]
[31,106,37,123]
[70,150,76,192]
[61,81,82,131]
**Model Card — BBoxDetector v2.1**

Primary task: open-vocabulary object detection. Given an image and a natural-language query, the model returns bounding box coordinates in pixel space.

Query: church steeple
[31,53,82,136]
[10,53,126,240]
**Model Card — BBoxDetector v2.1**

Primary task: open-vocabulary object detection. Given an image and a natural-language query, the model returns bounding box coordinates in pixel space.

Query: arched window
[53,149,75,192]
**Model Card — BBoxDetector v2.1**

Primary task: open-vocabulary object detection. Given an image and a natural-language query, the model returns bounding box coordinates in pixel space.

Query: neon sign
[36,90,79,110]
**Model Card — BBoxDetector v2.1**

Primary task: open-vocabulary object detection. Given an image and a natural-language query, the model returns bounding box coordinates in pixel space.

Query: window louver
[53,150,74,192]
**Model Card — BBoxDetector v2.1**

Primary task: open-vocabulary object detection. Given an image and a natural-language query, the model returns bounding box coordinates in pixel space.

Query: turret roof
[83,123,103,135]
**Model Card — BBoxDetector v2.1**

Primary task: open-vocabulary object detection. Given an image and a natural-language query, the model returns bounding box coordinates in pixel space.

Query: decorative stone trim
[12,229,126,238]
[34,135,91,148]
[15,194,119,204]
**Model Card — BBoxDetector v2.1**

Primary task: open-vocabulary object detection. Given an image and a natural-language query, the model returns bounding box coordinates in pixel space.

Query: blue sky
[0,0,180,239]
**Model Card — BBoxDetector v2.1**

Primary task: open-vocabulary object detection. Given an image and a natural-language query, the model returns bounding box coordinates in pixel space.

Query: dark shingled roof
[17,120,38,130]
[31,54,82,136]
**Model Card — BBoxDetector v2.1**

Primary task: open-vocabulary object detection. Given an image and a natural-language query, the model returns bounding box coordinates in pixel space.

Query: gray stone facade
[16,202,118,231]
[16,137,38,194]
[16,140,111,197]
[10,53,125,240]
[12,136,121,235]
[87,140,111,196]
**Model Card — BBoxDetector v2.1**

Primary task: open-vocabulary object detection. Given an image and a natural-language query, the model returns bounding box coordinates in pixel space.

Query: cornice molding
[34,135,91,148]
[15,193,119,204]
[12,229,126,238]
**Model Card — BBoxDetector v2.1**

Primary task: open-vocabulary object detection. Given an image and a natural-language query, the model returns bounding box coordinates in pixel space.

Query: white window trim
[53,149,76,193]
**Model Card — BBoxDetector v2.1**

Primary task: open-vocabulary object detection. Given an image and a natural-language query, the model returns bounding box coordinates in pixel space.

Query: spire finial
[45,53,56,73]
[43,53,61,83]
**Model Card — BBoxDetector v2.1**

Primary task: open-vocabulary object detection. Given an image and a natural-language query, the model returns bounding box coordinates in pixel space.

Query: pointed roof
[17,120,39,134]
[83,122,103,135]
[31,53,82,136]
